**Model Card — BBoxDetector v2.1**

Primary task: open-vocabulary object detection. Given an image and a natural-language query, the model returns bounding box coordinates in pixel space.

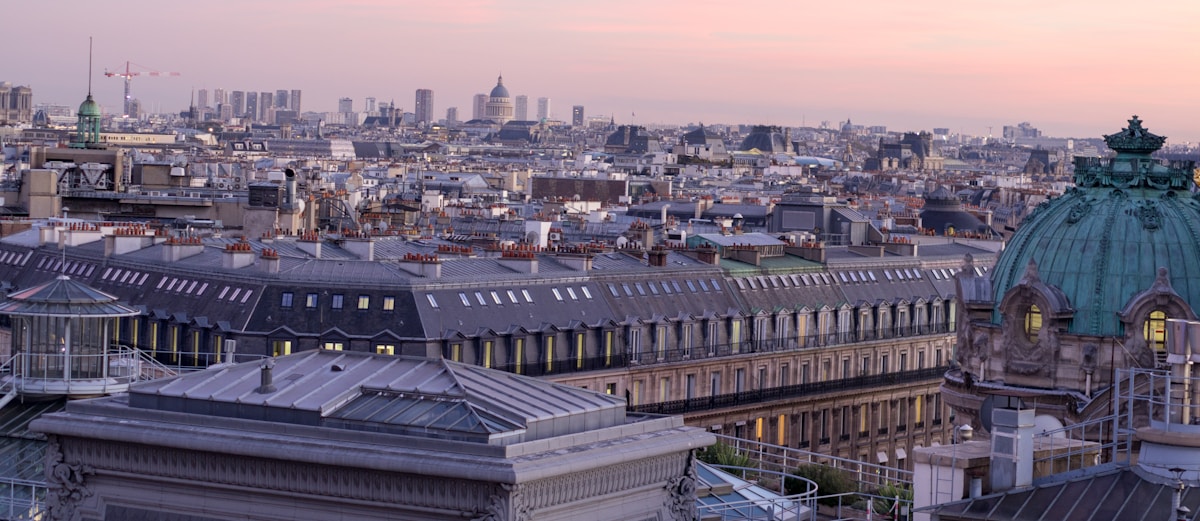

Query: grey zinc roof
[0,275,139,317]
[128,350,626,444]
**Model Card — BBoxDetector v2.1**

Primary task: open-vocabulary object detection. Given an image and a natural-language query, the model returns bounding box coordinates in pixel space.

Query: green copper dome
[990,116,1200,336]
[78,94,101,117]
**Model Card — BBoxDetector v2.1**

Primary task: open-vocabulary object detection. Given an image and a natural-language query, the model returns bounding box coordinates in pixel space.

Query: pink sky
[8,0,1200,143]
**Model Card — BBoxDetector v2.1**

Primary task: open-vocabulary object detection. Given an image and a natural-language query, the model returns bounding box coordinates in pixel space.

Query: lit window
[1145,310,1168,350]
[272,340,292,356]
[332,294,344,309]
[376,344,395,355]
[323,342,344,351]
[358,295,370,309]
[306,293,318,309]
[281,292,294,308]
[383,296,395,311]
[1024,304,1042,342]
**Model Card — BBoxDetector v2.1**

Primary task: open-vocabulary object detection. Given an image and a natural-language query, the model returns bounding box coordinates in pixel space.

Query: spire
[87,36,93,96]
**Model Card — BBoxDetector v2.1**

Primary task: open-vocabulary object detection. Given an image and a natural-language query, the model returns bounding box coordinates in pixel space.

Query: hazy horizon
[7,0,1199,143]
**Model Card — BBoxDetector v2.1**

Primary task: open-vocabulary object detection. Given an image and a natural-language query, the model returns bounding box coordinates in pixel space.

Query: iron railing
[493,324,951,378]
[629,323,951,367]
[704,434,915,520]
[139,349,268,374]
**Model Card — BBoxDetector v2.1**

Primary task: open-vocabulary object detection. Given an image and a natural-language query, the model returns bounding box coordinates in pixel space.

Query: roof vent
[256,358,277,394]
[331,363,346,372]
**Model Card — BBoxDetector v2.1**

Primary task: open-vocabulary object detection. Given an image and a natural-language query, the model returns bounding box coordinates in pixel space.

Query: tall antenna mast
[88,36,93,95]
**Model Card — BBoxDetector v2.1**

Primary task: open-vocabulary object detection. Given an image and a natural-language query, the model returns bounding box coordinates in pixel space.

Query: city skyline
[6,0,1200,142]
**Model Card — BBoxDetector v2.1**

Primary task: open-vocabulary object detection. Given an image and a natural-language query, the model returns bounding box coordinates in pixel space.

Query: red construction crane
[104,61,181,118]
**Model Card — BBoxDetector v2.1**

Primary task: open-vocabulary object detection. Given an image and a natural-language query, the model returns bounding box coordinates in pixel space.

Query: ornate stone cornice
[521,451,687,511]
[67,436,492,512]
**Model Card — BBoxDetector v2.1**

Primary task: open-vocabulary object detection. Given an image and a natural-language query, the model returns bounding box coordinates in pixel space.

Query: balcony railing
[492,352,631,377]
[495,323,952,378]
[628,323,950,368]
[629,366,948,415]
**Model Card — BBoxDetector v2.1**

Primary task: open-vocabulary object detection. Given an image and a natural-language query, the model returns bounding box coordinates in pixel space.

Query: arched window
[1024,305,1042,343]
[1144,310,1167,350]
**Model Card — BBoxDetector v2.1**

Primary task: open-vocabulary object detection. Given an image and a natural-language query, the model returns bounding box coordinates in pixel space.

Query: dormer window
[1024,305,1042,343]
[1144,310,1167,351]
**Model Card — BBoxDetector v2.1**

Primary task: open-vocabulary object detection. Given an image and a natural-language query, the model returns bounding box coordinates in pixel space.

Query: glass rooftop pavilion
[0,275,146,402]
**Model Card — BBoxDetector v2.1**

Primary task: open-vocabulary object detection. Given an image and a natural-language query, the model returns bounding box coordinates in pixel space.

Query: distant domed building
[484,75,514,125]
[919,186,998,238]
[944,116,1200,433]
[738,125,793,154]
[603,125,661,154]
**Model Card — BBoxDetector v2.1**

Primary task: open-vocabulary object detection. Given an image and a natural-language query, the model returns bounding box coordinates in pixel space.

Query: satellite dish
[616,236,628,247]
[525,231,540,244]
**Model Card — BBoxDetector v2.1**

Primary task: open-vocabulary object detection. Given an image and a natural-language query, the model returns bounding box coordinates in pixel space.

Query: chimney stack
[283,168,297,208]
[695,244,719,265]
[648,245,669,267]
